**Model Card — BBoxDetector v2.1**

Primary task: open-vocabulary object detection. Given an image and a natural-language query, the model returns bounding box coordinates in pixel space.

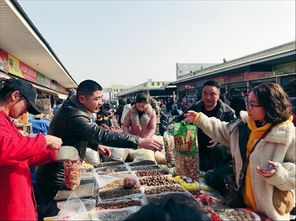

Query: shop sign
[224,73,244,83]
[0,49,8,73]
[275,62,296,76]
[8,55,23,77]
[20,61,37,82]
[179,82,196,90]
[244,71,275,80]
[37,72,45,86]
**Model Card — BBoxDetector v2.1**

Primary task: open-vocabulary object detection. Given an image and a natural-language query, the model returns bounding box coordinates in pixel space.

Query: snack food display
[163,130,175,167]
[64,160,81,190]
[97,199,142,210]
[209,208,261,221]
[135,169,168,177]
[173,176,200,191]
[173,122,199,180]
[123,178,138,189]
[128,160,156,167]
[139,175,174,186]
[144,185,185,195]
[96,165,129,174]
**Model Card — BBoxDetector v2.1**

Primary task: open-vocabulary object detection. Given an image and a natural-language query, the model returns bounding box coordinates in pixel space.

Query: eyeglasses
[247,102,262,110]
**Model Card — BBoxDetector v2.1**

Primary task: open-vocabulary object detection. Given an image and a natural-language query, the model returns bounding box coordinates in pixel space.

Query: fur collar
[130,104,154,128]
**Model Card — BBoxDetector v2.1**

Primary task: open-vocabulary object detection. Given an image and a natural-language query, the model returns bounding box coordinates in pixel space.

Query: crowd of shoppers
[1,77,295,221]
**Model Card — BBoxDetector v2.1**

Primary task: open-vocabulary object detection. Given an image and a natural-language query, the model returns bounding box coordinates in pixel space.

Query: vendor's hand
[184,110,198,124]
[139,137,163,152]
[98,145,111,158]
[45,135,62,150]
[207,140,218,148]
[256,160,278,177]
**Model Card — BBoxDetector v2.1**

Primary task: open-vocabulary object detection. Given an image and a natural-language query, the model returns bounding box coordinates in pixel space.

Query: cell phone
[259,166,276,171]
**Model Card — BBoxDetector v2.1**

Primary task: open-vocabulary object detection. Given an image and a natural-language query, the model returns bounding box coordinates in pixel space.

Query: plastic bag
[84,147,100,165]
[129,149,155,162]
[93,170,121,188]
[56,193,92,220]
[107,147,130,161]
[64,160,81,190]
[163,130,175,167]
[173,121,199,180]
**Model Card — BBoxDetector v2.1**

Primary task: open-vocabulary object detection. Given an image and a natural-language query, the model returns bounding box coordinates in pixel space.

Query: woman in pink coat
[123,93,156,138]
[0,78,62,220]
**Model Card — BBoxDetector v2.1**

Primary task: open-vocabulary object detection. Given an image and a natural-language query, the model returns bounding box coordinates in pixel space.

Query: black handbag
[224,124,273,208]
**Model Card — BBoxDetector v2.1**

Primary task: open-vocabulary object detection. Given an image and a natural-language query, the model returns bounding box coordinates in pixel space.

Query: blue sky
[19,0,295,89]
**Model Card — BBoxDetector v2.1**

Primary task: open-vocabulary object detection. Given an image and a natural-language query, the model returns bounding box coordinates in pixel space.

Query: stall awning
[32,83,60,96]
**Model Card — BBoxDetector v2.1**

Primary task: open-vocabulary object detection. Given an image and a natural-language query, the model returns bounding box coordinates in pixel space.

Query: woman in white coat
[185,83,295,220]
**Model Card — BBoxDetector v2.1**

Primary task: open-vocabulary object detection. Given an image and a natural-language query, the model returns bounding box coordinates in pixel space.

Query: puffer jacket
[36,95,139,202]
[194,111,295,220]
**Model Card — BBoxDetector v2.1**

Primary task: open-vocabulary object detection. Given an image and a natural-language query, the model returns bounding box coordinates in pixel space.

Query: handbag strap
[237,124,273,187]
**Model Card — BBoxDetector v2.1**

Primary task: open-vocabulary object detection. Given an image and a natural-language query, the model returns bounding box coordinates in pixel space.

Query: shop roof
[170,41,296,85]
[0,0,77,88]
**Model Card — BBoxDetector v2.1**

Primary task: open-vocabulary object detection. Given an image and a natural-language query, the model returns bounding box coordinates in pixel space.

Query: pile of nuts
[175,153,199,181]
[100,188,141,200]
[135,169,168,177]
[123,178,137,189]
[144,185,185,195]
[139,176,174,186]
[97,200,141,210]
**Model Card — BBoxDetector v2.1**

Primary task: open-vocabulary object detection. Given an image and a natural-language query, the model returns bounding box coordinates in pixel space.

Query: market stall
[44,158,272,221]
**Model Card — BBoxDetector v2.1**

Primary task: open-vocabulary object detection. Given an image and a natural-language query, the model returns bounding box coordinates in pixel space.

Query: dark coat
[36,95,139,203]
[174,99,236,171]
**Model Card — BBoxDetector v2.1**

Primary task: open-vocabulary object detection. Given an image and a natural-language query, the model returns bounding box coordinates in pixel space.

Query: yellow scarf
[243,119,271,211]
[243,116,292,210]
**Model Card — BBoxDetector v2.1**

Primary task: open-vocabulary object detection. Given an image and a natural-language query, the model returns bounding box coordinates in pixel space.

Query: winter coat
[123,104,156,138]
[0,110,55,220]
[193,111,295,220]
[175,99,236,171]
[36,95,139,202]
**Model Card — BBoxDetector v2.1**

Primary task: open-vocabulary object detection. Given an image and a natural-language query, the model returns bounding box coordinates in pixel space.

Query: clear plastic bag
[56,193,93,220]
[64,160,81,190]
[163,130,175,167]
[84,147,100,165]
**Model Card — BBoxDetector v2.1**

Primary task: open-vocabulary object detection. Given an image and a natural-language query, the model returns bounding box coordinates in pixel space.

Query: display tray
[135,169,169,177]
[128,160,156,167]
[99,187,142,201]
[97,198,143,210]
[144,185,186,195]
[92,207,141,221]
[54,182,94,201]
[139,175,174,187]
[94,160,125,168]
[95,165,129,174]
[130,164,162,171]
